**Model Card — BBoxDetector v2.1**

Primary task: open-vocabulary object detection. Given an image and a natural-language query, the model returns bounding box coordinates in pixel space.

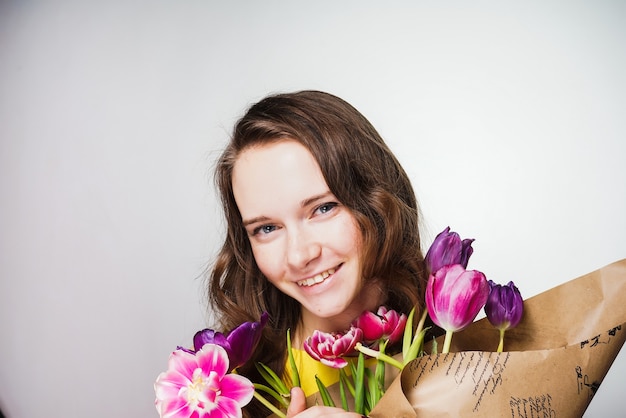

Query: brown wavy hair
[208,90,428,416]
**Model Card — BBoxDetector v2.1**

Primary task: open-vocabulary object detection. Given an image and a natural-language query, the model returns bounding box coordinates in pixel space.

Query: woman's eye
[252,224,277,236]
[315,202,338,215]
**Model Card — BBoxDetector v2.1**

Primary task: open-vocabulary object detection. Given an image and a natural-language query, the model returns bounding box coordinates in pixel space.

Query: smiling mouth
[297,266,338,287]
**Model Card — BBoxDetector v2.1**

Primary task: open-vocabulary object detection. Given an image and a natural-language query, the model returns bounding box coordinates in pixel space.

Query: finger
[286,387,307,417]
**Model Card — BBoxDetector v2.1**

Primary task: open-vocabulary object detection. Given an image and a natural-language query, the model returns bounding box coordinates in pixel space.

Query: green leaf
[339,367,356,398]
[354,352,365,414]
[402,306,416,359]
[256,362,289,395]
[431,335,438,355]
[253,391,287,418]
[253,383,290,407]
[348,360,358,385]
[405,326,430,364]
[363,368,370,415]
[286,329,300,387]
[315,375,335,407]
[339,376,349,411]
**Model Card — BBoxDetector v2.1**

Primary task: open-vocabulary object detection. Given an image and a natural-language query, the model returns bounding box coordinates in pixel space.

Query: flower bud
[352,306,407,344]
[425,226,474,274]
[484,280,524,331]
[190,312,269,371]
[303,327,363,368]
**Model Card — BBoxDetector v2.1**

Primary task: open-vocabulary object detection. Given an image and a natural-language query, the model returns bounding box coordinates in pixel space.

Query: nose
[286,225,321,270]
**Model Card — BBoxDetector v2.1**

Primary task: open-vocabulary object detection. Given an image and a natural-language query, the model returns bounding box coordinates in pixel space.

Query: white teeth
[297,268,336,287]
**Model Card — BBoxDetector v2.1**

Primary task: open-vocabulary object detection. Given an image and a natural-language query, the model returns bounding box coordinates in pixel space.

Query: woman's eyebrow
[242,215,270,228]
[242,191,334,227]
[300,191,333,208]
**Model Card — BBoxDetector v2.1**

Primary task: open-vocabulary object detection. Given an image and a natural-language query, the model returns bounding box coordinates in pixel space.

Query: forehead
[231,140,329,214]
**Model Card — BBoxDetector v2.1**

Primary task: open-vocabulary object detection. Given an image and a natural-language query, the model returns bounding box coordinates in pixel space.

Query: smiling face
[232,139,383,341]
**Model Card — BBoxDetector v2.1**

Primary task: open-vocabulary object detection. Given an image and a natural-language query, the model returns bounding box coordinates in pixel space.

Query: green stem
[253,391,286,418]
[355,343,404,370]
[374,340,387,400]
[497,328,505,353]
[442,329,454,354]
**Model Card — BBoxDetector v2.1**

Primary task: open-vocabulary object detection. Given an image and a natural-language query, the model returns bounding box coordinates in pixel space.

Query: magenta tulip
[154,344,254,418]
[352,306,407,344]
[425,226,474,274]
[303,327,363,368]
[425,264,489,352]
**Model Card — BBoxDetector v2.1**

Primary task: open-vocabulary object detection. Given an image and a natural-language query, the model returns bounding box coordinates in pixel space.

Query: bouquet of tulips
[154,227,626,417]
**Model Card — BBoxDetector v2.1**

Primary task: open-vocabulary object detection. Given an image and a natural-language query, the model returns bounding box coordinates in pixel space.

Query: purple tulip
[190,329,228,352]
[352,306,407,344]
[303,327,363,369]
[425,264,489,347]
[425,226,475,274]
[188,312,269,371]
[484,280,524,331]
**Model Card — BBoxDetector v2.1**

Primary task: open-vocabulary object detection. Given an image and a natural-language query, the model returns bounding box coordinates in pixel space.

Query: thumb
[286,386,306,417]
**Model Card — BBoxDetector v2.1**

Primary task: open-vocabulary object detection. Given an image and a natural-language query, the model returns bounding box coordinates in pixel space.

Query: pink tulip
[425,264,489,352]
[352,306,407,344]
[303,327,363,368]
[154,344,254,418]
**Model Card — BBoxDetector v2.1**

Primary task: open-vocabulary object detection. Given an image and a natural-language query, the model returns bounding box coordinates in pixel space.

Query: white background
[1,1,624,417]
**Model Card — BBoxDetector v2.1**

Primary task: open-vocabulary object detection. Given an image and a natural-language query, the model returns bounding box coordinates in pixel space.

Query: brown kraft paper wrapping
[367,258,626,417]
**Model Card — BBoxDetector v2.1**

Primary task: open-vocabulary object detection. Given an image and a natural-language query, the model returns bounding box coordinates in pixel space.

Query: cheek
[334,215,363,255]
[251,244,282,283]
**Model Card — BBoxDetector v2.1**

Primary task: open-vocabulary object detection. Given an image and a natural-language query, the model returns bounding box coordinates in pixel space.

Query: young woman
[208,90,429,417]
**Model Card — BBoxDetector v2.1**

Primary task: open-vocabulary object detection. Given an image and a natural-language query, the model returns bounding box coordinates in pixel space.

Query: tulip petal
[225,312,269,369]
[155,369,190,400]
[426,264,489,332]
[214,396,244,418]
[425,227,475,273]
[167,349,200,380]
[354,310,384,341]
[154,341,255,418]
[159,396,190,417]
[485,280,524,330]
[188,313,269,373]
[194,329,229,352]
[320,357,349,368]
[303,327,362,369]
[352,306,407,344]
[387,313,407,343]
[219,374,255,406]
